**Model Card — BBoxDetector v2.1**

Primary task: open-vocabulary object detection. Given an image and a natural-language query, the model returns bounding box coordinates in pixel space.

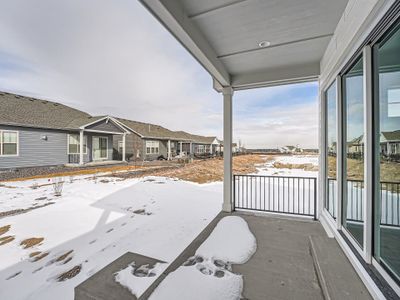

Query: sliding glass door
[342,57,365,248]
[373,22,400,282]
[326,82,337,219]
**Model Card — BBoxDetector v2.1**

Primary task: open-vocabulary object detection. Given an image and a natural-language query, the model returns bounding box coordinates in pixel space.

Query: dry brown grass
[55,250,74,262]
[0,235,15,246]
[1,165,148,183]
[57,265,82,281]
[0,225,11,236]
[20,237,44,249]
[152,155,268,184]
[328,156,400,181]
[272,161,318,172]
[29,251,49,262]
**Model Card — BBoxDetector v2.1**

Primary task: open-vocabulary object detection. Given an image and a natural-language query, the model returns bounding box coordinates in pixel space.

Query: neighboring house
[114,119,194,161]
[0,92,129,169]
[346,132,400,156]
[0,91,223,168]
[113,123,220,161]
[381,130,400,156]
[279,145,304,154]
[347,135,364,154]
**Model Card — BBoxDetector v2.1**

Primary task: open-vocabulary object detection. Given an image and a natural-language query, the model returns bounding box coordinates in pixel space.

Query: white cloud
[0,0,318,148]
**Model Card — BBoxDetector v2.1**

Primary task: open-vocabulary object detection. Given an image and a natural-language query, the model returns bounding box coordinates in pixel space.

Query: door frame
[92,136,108,160]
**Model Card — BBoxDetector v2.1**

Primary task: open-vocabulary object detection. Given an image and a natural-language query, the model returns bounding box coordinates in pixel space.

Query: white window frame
[0,130,19,157]
[146,140,159,155]
[67,134,87,155]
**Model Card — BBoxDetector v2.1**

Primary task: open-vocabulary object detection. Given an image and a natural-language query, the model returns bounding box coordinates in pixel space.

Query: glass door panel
[326,82,337,218]
[343,57,365,248]
[374,22,400,281]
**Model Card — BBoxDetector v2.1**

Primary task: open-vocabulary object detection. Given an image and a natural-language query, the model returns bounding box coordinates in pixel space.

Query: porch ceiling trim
[140,0,349,90]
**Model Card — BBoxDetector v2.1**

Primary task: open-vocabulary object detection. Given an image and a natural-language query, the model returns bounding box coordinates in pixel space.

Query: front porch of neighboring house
[67,116,130,166]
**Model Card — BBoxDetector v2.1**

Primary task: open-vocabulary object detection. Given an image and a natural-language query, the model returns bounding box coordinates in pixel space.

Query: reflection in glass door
[342,57,365,248]
[326,82,337,218]
[374,22,400,281]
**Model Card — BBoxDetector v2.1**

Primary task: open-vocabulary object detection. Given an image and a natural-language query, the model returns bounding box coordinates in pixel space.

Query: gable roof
[116,118,186,140]
[173,131,217,144]
[382,131,400,142]
[0,91,93,130]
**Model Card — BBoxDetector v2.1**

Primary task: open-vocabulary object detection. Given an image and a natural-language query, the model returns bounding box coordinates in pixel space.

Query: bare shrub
[52,177,64,196]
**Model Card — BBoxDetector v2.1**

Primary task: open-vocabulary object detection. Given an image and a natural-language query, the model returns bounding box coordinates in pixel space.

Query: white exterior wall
[320,0,395,88]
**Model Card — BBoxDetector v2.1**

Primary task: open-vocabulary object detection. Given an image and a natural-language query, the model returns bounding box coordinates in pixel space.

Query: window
[68,134,87,154]
[0,131,18,156]
[196,145,205,154]
[342,55,365,248]
[373,21,400,281]
[325,82,337,219]
[146,141,159,154]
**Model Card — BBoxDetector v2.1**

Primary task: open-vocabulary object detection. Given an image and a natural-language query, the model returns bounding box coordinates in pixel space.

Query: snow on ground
[0,175,222,300]
[196,216,256,264]
[255,155,318,178]
[149,216,256,300]
[272,155,319,166]
[115,262,168,297]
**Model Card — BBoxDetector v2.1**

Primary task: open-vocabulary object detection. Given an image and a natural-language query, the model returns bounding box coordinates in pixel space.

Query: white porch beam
[122,133,126,162]
[231,62,320,90]
[139,0,230,86]
[222,87,233,212]
[179,141,183,154]
[79,130,84,165]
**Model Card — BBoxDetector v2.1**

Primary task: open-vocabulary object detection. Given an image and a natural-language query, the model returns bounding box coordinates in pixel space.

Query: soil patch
[0,235,15,246]
[0,202,55,219]
[0,224,11,236]
[20,237,44,249]
[57,265,82,281]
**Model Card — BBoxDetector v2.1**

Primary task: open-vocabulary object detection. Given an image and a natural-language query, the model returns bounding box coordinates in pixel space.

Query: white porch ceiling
[140,0,349,89]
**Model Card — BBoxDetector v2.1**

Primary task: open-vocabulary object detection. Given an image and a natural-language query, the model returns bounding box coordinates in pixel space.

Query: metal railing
[233,174,317,219]
[325,178,400,227]
[380,181,400,227]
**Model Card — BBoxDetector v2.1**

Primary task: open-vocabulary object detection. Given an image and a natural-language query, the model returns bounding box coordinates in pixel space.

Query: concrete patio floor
[76,211,373,300]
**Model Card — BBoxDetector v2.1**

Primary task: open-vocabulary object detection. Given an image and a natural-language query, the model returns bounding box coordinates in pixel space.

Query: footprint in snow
[89,239,97,244]
[106,228,114,233]
[6,271,22,280]
[121,222,127,227]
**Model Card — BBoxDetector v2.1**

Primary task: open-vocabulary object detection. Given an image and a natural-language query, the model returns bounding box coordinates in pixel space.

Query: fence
[233,174,317,219]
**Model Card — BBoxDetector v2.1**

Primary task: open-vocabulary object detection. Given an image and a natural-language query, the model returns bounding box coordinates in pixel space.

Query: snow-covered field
[0,154,319,299]
[255,155,318,178]
[0,175,222,300]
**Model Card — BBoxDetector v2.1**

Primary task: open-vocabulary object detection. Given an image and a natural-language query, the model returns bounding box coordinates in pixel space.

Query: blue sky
[0,0,318,148]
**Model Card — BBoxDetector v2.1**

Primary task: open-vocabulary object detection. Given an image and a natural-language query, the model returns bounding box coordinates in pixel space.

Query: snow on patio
[148,216,256,300]
[0,175,222,300]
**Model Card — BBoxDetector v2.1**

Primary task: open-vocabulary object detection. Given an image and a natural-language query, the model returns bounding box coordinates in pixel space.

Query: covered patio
[74,0,400,299]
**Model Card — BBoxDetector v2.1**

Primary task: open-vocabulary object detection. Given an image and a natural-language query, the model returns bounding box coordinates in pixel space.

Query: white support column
[180,141,183,154]
[222,87,233,212]
[122,133,126,162]
[363,45,373,263]
[79,130,84,165]
[168,140,171,160]
[189,142,192,154]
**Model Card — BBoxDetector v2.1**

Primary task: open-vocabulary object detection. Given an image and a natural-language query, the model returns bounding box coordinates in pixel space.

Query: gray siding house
[0,92,129,169]
[114,119,220,161]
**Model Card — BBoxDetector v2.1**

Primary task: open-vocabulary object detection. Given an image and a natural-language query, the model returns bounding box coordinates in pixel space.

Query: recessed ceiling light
[258,41,271,48]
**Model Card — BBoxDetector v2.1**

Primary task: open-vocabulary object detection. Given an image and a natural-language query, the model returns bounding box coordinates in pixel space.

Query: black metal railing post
[313,178,317,220]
